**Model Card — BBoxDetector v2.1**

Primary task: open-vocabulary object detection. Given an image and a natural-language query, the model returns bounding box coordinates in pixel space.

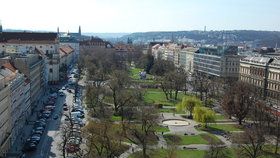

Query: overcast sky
[0,0,279,33]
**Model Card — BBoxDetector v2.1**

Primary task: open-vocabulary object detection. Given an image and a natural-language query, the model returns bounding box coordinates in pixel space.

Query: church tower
[78,25,81,36]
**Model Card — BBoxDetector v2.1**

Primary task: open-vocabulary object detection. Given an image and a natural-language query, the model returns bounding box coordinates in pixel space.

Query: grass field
[197,123,243,133]
[144,88,186,106]
[111,115,122,121]
[164,133,223,145]
[154,125,170,133]
[214,114,226,120]
[129,149,206,158]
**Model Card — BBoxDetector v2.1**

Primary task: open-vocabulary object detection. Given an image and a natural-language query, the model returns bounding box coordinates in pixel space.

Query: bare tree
[82,120,125,158]
[221,82,255,125]
[124,107,159,158]
[238,126,265,158]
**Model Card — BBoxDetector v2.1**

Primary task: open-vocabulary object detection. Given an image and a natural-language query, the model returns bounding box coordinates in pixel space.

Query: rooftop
[0,32,58,43]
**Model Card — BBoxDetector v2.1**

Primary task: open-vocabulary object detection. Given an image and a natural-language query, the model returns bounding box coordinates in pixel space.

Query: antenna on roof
[0,20,2,32]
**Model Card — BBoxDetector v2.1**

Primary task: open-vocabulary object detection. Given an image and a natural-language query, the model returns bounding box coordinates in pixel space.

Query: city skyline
[0,0,280,33]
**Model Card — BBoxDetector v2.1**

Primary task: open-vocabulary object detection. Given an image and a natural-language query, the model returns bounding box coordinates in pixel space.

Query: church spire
[78,25,81,36]
[0,20,2,32]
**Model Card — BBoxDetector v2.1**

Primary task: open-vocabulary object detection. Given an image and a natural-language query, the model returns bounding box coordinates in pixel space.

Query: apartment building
[240,56,280,101]
[179,47,198,74]
[12,53,44,107]
[0,76,11,157]
[0,32,60,84]
[60,34,80,62]
[0,63,28,148]
[59,45,74,67]
[193,46,241,79]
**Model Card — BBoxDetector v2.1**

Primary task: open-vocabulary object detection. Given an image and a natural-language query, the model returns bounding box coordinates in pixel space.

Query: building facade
[193,46,240,79]
[0,32,60,84]
[0,63,27,149]
[12,53,44,107]
[179,47,198,74]
[0,77,11,157]
[240,56,280,101]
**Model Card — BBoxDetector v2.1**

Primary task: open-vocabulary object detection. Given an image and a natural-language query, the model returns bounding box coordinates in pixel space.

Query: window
[50,69,53,73]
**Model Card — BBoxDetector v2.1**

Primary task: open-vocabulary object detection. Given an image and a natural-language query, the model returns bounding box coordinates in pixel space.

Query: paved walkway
[118,112,239,158]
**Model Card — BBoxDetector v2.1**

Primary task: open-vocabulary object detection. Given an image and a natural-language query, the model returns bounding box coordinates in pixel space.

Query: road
[25,82,77,158]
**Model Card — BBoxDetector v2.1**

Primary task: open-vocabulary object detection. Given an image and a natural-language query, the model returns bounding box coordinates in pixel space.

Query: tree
[150,59,175,76]
[204,142,230,158]
[192,71,211,102]
[237,126,265,158]
[177,96,202,118]
[193,107,215,127]
[124,107,159,158]
[108,70,131,113]
[221,82,255,125]
[82,121,125,158]
[136,53,154,74]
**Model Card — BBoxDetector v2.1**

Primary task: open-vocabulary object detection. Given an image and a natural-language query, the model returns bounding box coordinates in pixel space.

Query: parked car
[63,107,68,111]
[23,142,37,151]
[32,130,43,135]
[34,122,46,128]
[53,114,59,120]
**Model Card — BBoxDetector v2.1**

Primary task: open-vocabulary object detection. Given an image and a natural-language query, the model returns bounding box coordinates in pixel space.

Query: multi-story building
[0,62,30,157]
[60,34,80,62]
[240,56,280,101]
[0,63,27,148]
[59,45,74,67]
[12,53,44,108]
[0,32,60,84]
[193,46,241,79]
[267,59,280,99]
[179,47,198,74]
[0,74,11,157]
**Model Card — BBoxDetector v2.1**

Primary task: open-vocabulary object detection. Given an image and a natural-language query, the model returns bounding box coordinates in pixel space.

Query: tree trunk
[238,118,242,125]
[275,123,280,154]
[142,143,148,158]
[175,90,178,100]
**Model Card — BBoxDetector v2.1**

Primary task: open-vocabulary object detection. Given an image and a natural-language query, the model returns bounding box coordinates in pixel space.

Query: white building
[0,32,60,84]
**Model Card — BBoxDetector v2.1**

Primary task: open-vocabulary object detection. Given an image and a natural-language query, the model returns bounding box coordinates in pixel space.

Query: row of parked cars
[65,87,85,153]
[23,94,59,151]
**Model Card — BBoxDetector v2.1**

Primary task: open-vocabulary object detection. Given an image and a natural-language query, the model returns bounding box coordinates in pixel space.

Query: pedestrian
[132,147,134,153]
[161,131,164,135]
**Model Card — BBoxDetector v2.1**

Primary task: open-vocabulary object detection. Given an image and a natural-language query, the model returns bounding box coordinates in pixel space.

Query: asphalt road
[25,83,76,158]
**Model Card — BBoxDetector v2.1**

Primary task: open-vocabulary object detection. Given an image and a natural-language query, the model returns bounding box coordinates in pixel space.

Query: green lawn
[154,125,170,133]
[164,134,208,145]
[144,88,186,106]
[129,149,206,158]
[214,114,226,120]
[197,123,243,133]
[207,124,243,132]
[164,133,223,145]
[111,115,122,121]
[159,108,185,114]
[130,68,154,81]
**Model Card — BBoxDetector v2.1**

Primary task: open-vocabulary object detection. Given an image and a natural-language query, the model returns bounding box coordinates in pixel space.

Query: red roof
[2,62,16,72]
[60,45,74,54]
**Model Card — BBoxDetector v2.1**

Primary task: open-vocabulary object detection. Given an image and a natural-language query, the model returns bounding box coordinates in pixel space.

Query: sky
[0,0,280,33]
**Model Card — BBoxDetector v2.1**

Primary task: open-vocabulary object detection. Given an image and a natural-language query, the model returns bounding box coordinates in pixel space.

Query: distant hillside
[83,32,130,39]
[120,30,280,47]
